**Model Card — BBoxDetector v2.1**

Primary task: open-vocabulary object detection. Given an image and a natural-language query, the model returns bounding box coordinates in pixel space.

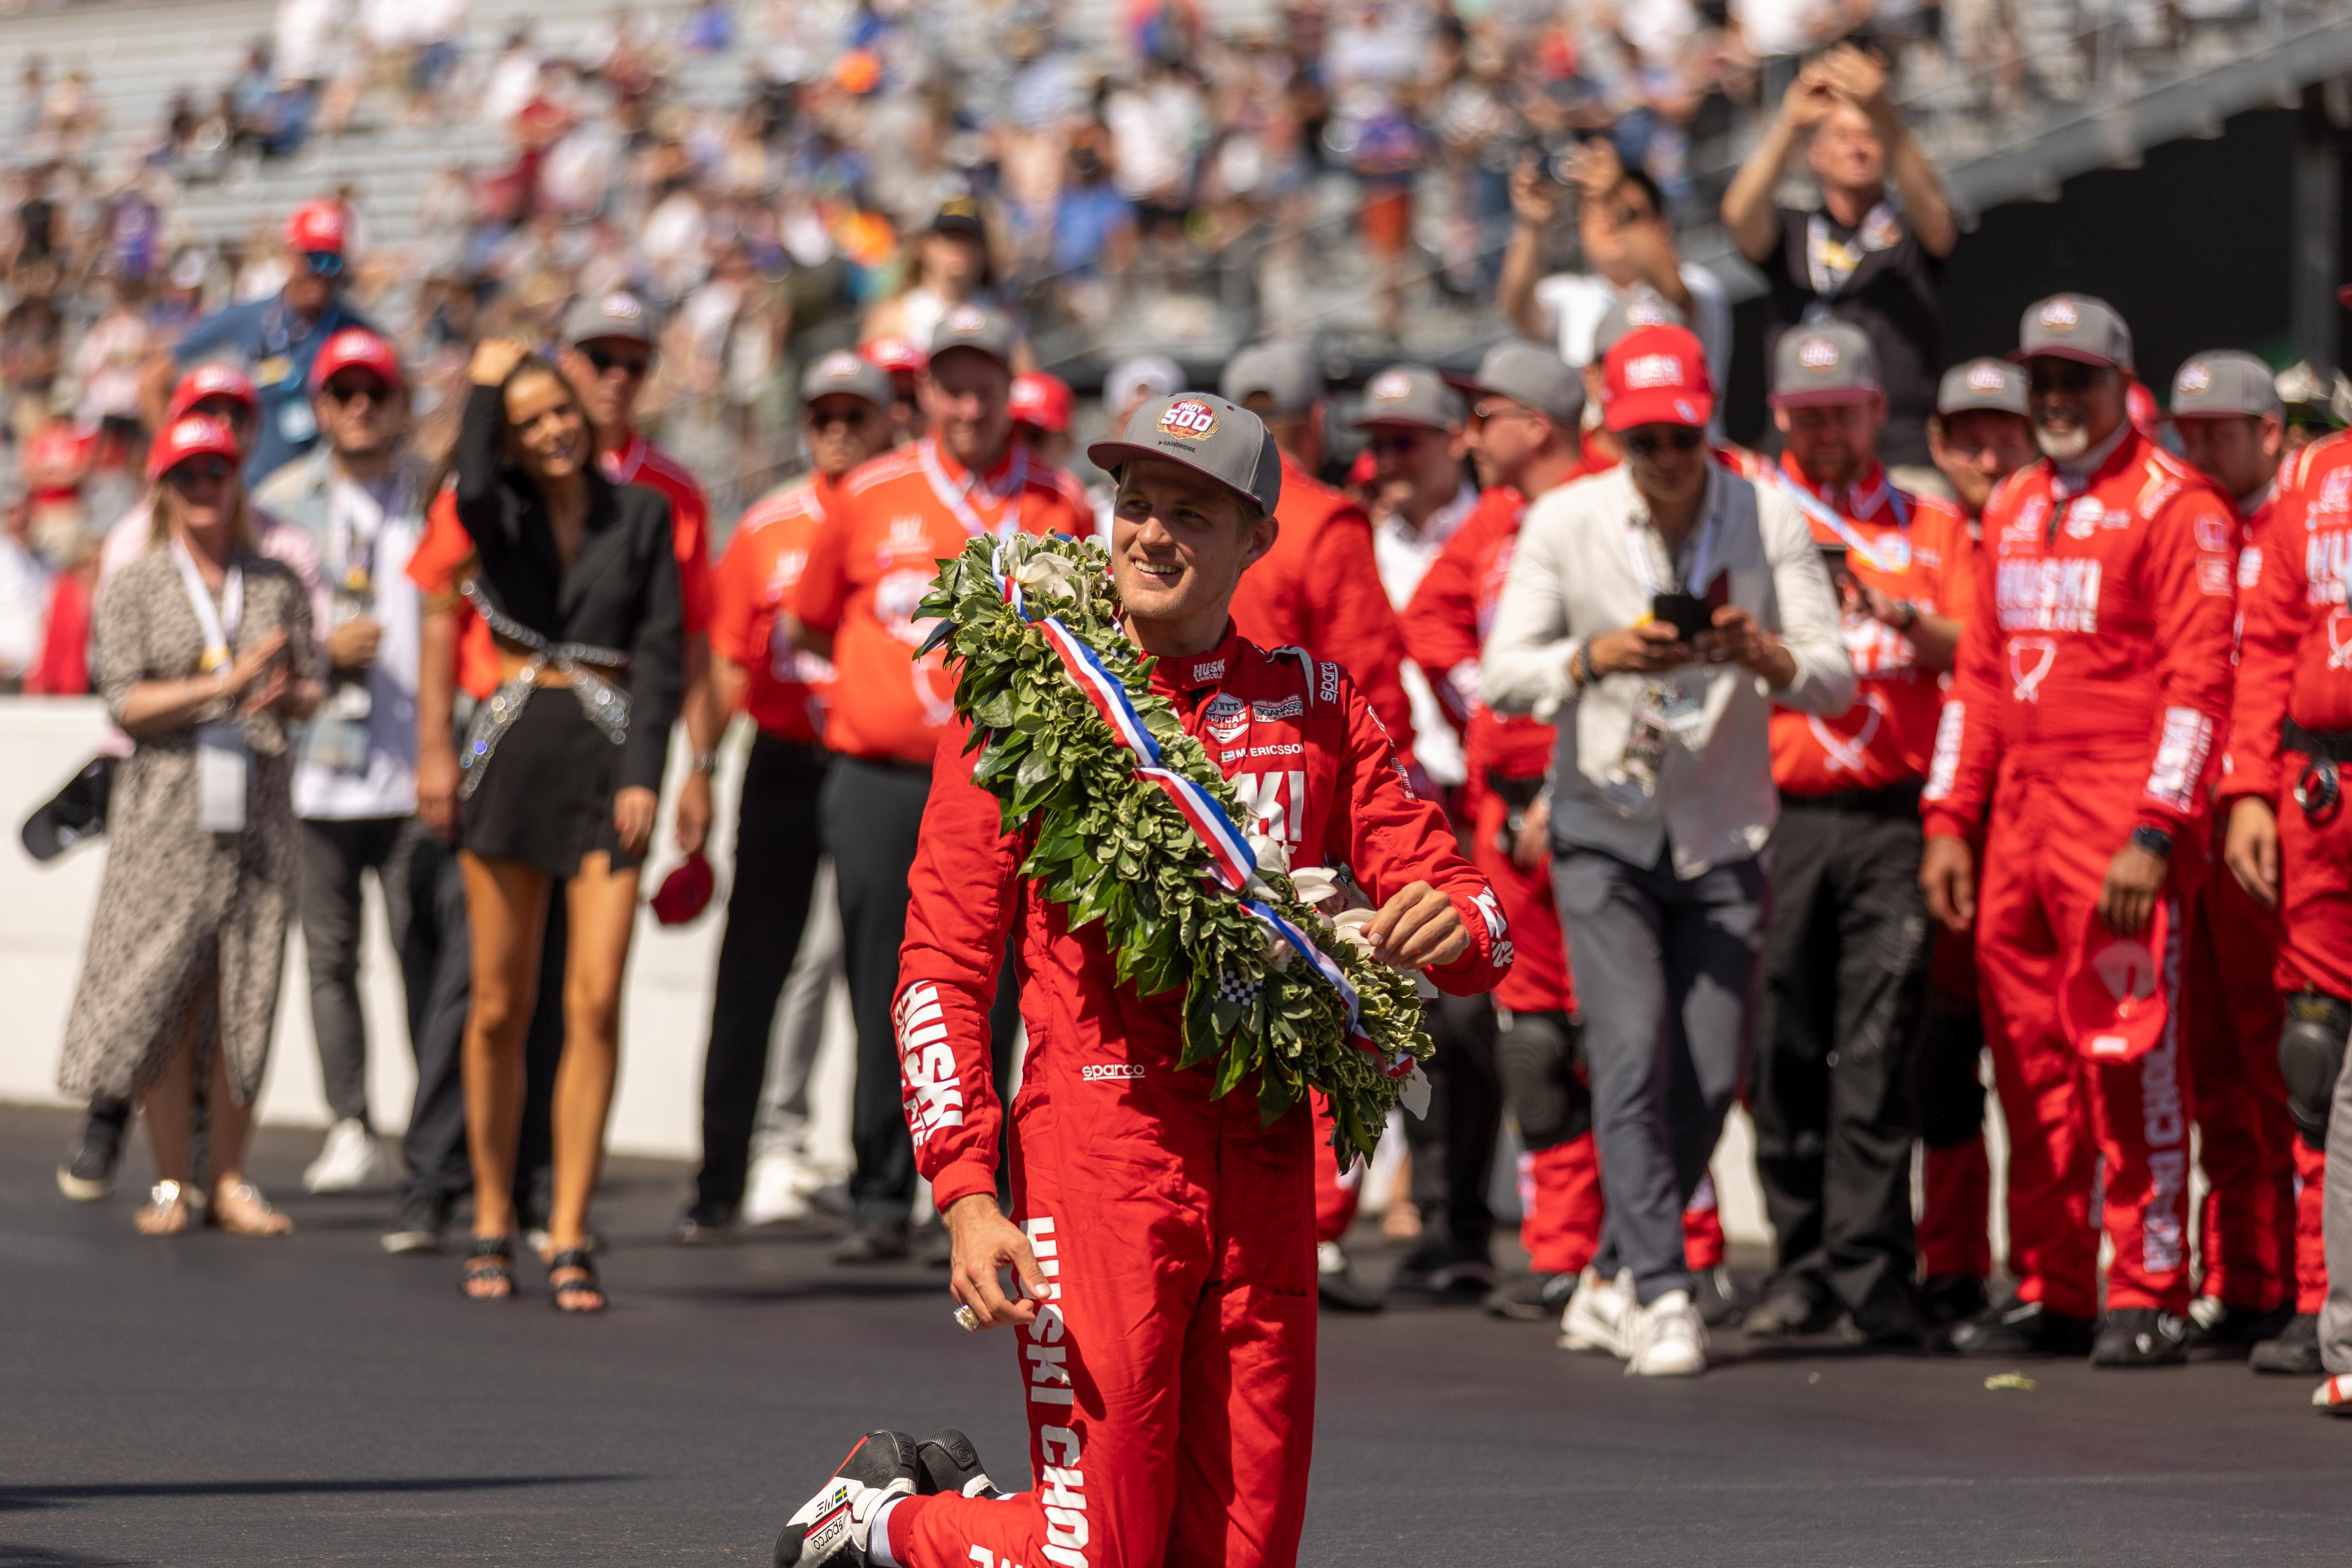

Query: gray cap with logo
[564,289,660,348]
[1936,358,2030,418]
[1104,354,1183,416]
[1222,342,1325,419]
[1469,339,1582,426]
[1350,364,1465,431]
[1769,321,1881,406]
[2167,349,2283,420]
[1086,392,1283,516]
[1592,294,1687,358]
[799,348,893,410]
[2017,293,2134,370]
[926,302,1016,367]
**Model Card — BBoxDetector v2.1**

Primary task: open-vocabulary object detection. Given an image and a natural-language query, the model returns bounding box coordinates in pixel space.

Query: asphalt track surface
[2,1103,2342,1567]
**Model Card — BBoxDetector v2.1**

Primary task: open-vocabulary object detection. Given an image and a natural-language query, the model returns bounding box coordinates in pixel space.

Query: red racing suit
[889,626,1504,1568]
[1922,428,2239,1317]
[2223,432,2352,1315]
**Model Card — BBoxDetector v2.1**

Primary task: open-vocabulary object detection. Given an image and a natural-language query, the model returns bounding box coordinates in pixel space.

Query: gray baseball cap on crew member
[1469,339,1582,427]
[564,289,659,348]
[926,301,1016,367]
[1104,354,1182,415]
[1937,358,2030,418]
[2017,293,2133,371]
[1221,342,1325,419]
[1351,364,1464,430]
[800,347,893,410]
[1592,294,1687,358]
[1769,320,1880,406]
[1087,392,1283,516]
[2167,349,2283,420]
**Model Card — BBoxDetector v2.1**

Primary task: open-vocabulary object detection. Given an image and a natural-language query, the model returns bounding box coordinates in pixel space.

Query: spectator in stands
[861,198,1005,359]
[1722,43,1956,488]
[0,486,45,690]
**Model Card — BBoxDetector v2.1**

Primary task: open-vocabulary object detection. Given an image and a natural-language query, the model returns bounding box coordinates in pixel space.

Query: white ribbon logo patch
[2009,637,2058,703]
[1807,689,1890,773]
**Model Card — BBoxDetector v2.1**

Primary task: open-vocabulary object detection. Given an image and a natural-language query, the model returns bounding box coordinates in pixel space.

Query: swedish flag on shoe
[775,1431,919,1566]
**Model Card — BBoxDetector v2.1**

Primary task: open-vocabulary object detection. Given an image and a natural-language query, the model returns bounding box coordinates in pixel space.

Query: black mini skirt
[460,688,643,879]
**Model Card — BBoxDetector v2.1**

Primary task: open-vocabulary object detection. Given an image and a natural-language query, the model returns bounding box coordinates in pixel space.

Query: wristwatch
[2130,823,2174,858]
[689,749,719,776]
[1889,600,1920,631]
[1570,643,1597,689]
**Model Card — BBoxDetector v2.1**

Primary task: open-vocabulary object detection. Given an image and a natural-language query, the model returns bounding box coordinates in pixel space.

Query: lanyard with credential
[1773,470,1912,571]
[171,537,243,673]
[1623,493,1723,599]
[919,438,1027,541]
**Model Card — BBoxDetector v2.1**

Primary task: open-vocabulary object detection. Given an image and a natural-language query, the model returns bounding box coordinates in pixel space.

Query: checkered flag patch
[1214,969,1262,1007]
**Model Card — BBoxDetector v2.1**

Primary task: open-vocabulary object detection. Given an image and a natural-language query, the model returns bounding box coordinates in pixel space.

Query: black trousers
[297,815,432,1128]
[1402,990,1504,1261]
[823,756,1018,1231]
[1752,794,1932,1319]
[695,734,831,1211]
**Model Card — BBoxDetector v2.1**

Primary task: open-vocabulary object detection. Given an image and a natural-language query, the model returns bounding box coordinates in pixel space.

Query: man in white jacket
[1482,324,1853,1375]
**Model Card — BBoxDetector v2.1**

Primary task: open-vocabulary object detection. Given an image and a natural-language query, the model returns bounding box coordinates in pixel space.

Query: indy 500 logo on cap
[1798,335,1840,371]
[2176,361,2213,393]
[1966,363,2006,392]
[1367,368,1413,402]
[817,350,864,380]
[1626,354,1682,390]
[2039,298,2080,330]
[601,293,644,321]
[1158,398,1219,440]
[943,303,989,334]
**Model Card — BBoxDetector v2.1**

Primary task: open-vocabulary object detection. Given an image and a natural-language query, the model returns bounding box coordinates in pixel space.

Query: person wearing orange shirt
[678,352,895,1240]
[786,305,1087,1262]
[1748,322,1966,1348]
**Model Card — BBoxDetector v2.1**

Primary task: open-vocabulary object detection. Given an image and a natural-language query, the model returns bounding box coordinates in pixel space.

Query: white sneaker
[1624,1289,1709,1377]
[303,1118,393,1194]
[742,1153,814,1227]
[1559,1267,1635,1357]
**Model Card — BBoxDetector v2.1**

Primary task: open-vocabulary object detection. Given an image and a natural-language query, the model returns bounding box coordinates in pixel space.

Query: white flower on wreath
[1011,552,1089,608]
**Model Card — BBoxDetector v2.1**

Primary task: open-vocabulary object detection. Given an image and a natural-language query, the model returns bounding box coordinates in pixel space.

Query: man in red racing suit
[1920,294,2240,1366]
[769,394,1505,1568]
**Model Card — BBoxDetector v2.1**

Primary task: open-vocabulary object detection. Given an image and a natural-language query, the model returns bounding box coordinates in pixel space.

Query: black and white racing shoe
[1940,1294,2096,1357]
[916,1428,1001,1500]
[2089,1308,2191,1368]
[2250,1313,2324,1375]
[775,1430,920,1567]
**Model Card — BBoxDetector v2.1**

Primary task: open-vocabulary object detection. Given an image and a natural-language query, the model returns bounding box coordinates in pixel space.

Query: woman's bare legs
[544,850,642,1310]
[206,1032,290,1235]
[134,1012,199,1235]
[459,851,552,1291]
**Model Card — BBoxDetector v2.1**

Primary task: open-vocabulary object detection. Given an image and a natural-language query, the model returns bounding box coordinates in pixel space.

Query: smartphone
[1651,592,1711,641]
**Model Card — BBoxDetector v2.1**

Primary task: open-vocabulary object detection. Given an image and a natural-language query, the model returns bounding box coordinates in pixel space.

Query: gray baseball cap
[926,302,1015,367]
[2167,350,2282,420]
[1468,339,1582,427]
[1104,354,1182,416]
[1222,342,1324,419]
[800,347,893,411]
[564,289,659,348]
[1770,321,1880,406]
[1086,392,1283,516]
[2018,293,2133,371]
[1350,364,1464,431]
[1936,358,2030,418]
[1592,294,1687,358]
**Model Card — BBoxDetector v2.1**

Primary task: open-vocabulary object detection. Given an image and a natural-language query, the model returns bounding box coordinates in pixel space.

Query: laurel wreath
[917,532,1433,1167]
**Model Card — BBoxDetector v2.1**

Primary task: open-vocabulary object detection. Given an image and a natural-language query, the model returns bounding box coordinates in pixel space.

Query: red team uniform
[1924,427,2239,1319]
[887,631,1505,1568]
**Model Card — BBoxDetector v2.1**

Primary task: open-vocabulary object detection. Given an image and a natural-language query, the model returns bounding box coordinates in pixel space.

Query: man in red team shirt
[787,305,1088,1264]
[561,289,723,856]
[2160,351,2301,1359]
[768,392,1506,1568]
[2221,352,2352,1379]
[677,352,895,1240]
[1218,340,1419,1308]
[1745,322,1968,1347]
[1920,294,2241,1366]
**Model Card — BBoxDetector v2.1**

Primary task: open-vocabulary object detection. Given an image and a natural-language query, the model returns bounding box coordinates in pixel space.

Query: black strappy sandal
[547,1247,606,1314]
[461,1236,516,1300]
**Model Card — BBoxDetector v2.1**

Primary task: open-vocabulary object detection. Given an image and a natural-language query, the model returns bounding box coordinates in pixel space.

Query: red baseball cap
[650,852,715,926]
[1603,324,1714,432]
[1010,371,1074,434]
[862,336,927,378]
[285,199,347,256]
[310,328,404,392]
[147,414,243,481]
[166,363,259,424]
[2061,899,2173,1064]
[2126,378,2159,439]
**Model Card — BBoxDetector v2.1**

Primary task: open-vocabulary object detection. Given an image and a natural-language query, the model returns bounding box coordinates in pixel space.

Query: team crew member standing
[1220,340,1419,1307]
[1920,295,2241,1366]
[767,393,1505,1568]
[2163,351,2299,1355]
[2222,381,2352,1378]
[1483,325,1853,1376]
[1746,322,1965,1346]
[678,352,890,1239]
[787,306,1086,1262]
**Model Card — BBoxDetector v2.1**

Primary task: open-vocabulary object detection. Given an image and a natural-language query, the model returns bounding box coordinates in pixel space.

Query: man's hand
[674,769,713,856]
[1511,796,1550,870]
[613,785,657,855]
[945,1194,1046,1330]
[1818,42,1892,117]
[1366,881,1471,970]
[1585,621,1692,678]
[1920,835,1976,932]
[416,741,459,840]
[2098,837,2170,938]
[1565,139,1625,204]
[327,615,381,671]
[1693,605,1796,687]
[2225,796,2281,909]
[1779,59,1841,129]
[1508,156,1558,230]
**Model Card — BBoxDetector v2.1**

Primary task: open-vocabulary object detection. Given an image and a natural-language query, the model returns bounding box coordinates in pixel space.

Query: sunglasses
[806,404,875,431]
[1365,430,1433,456]
[1472,399,1541,424]
[1625,427,1706,457]
[583,345,653,378]
[322,376,391,406]
[166,455,235,489]
[302,250,344,279]
[2027,360,2106,395]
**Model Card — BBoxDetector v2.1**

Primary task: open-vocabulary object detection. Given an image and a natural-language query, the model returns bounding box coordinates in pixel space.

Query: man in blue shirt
[143,199,375,484]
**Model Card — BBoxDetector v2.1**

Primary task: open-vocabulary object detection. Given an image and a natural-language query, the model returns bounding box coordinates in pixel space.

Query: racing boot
[915,1429,1000,1501]
[1940,1294,2096,1357]
[2184,1296,2293,1358]
[2089,1308,2192,1367]
[1485,1271,1578,1321]
[1317,1241,1385,1313]
[2250,1314,2324,1376]
[774,1430,920,1566]
[1917,1273,1988,1328]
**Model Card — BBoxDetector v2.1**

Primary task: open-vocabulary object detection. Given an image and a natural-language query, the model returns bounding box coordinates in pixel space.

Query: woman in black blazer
[440,336,682,1311]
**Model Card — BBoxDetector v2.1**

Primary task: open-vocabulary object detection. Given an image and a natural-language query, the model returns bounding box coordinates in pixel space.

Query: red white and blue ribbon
[1243,898,1408,1078]
[1038,616,1162,764]
[1136,765,1258,892]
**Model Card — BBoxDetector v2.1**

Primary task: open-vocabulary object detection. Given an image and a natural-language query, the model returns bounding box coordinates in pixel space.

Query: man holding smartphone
[1482,324,1853,1376]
